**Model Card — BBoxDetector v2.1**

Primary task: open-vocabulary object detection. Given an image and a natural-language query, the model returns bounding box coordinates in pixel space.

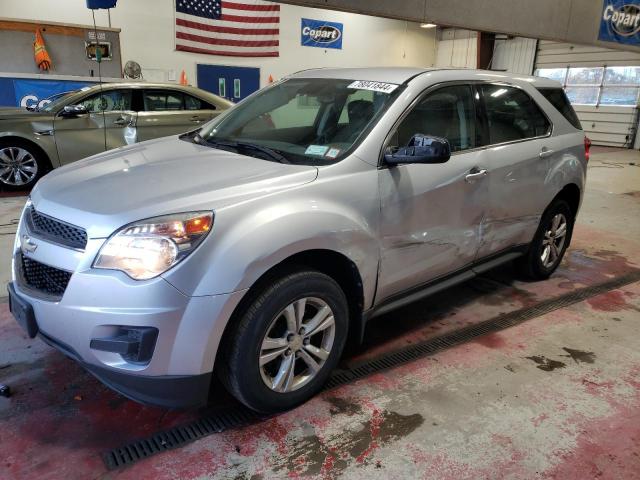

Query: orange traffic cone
[34,28,53,71]
[179,70,188,86]
[268,74,274,83]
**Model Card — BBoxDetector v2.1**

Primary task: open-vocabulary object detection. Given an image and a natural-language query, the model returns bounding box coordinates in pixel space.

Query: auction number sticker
[348,81,399,94]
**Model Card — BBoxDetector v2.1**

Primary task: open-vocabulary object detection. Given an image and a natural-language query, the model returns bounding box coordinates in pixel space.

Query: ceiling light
[420,23,437,29]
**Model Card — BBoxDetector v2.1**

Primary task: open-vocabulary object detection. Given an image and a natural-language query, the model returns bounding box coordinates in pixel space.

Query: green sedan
[0,82,233,190]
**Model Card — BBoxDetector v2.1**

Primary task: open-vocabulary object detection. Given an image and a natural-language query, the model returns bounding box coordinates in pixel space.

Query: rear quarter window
[537,88,582,130]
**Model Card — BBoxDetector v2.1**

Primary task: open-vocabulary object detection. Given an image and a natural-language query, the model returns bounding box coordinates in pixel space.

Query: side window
[393,85,479,153]
[184,94,216,111]
[78,89,132,112]
[480,85,551,144]
[537,88,582,130]
[143,90,184,111]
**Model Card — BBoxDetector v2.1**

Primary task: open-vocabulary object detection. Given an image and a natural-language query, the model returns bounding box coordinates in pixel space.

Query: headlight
[93,211,213,280]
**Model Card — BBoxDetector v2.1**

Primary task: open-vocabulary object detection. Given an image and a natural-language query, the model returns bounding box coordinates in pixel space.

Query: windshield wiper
[201,137,290,164]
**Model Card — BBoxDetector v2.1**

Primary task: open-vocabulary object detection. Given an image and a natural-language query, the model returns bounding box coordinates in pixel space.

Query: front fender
[163,193,380,308]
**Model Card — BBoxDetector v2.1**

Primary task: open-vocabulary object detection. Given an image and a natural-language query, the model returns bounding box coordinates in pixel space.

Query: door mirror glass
[60,104,89,117]
[385,134,451,165]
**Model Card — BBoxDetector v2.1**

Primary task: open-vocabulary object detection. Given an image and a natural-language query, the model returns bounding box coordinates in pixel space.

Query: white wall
[491,36,537,75]
[435,29,477,69]
[0,0,437,87]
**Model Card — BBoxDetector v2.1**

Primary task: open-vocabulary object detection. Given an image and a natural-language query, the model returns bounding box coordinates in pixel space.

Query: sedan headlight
[94,212,213,280]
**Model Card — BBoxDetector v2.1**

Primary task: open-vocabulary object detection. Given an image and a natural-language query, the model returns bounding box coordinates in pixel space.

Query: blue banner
[11,79,93,110]
[301,18,343,50]
[598,0,640,47]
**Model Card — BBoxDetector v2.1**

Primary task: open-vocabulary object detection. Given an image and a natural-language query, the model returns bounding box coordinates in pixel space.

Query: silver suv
[8,68,588,412]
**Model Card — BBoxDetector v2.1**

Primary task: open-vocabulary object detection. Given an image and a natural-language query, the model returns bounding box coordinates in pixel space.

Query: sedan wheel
[0,146,39,188]
[259,297,336,393]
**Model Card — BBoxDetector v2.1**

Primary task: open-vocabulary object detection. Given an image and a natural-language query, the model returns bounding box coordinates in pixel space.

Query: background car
[0,83,233,190]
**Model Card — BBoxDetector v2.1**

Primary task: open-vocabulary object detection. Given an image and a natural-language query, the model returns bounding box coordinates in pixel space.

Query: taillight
[584,137,592,162]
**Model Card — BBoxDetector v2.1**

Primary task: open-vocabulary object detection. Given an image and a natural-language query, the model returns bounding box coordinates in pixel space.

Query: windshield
[40,90,81,112]
[198,78,403,165]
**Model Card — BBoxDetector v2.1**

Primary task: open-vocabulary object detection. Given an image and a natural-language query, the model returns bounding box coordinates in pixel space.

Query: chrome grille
[19,253,72,297]
[26,206,87,250]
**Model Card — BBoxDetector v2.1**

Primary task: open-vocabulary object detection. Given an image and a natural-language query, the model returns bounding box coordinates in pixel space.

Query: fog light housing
[90,327,158,364]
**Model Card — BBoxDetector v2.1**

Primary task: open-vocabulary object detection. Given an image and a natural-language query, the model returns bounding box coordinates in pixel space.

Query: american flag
[175,0,280,57]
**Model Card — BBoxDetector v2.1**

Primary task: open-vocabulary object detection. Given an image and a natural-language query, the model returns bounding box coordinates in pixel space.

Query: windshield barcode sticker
[348,81,399,94]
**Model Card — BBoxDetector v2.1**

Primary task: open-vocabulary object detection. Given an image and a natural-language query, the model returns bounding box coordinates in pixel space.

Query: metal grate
[20,254,72,297]
[103,408,260,470]
[27,206,87,250]
[103,269,640,470]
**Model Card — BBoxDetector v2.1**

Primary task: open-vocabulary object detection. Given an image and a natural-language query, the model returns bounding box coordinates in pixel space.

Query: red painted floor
[1,220,639,479]
[1,146,640,479]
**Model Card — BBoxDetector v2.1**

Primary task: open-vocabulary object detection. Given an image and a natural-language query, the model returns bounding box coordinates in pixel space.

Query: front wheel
[0,141,48,191]
[516,199,574,280]
[218,270,349,413]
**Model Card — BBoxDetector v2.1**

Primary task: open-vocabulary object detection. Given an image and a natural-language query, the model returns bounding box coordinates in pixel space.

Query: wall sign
[598,0,640,47]
[301,18,343,50]
[0,78,93,108]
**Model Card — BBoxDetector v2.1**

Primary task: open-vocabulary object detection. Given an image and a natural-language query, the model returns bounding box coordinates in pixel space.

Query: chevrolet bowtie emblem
[21,234,38,254]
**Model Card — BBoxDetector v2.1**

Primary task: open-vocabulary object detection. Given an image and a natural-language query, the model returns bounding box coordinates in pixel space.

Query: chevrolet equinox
[8,68,588,413]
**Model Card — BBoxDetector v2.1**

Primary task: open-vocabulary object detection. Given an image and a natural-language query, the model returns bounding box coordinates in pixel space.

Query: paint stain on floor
[272,401,424,477]
[526,355,567,372]
[561,348,596,364]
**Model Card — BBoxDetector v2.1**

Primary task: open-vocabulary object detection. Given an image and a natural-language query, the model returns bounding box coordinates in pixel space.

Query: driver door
[54,89,136,164]
[376,84,489,301]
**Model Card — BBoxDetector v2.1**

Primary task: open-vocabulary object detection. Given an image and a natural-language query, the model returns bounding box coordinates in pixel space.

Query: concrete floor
[0,147,639,479]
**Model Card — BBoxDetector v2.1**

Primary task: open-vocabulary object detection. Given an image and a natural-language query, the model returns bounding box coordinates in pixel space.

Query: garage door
[535,40,640,148]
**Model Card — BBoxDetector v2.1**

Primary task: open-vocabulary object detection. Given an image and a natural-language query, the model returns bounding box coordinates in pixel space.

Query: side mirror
[60,104,88,118]
[385,134,451,165]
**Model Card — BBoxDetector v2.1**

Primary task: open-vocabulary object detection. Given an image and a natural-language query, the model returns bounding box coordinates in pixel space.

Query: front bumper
[10,231,246,408]
[38,327,212,409]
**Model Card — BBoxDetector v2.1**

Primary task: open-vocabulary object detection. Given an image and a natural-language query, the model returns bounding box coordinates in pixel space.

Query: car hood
[31,136,318,238]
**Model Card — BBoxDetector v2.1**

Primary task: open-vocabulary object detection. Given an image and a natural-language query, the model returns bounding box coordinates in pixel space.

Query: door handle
[539,148,555,159]
[465,168,488,183]
[190,116,204,123]
[113,117,129,126]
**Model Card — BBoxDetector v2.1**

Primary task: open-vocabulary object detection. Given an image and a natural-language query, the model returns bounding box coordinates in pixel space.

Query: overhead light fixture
[420,23,437,29]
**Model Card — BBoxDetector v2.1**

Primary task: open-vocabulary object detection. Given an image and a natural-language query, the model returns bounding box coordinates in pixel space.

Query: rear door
[54,88,136,164]
[474,83,553,259]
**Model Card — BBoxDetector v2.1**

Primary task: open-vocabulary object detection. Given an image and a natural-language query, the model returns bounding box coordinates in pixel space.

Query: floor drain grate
[103,270,640,470]
[103,407,260,470]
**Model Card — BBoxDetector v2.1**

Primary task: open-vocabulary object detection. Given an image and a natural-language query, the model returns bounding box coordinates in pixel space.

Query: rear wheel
[516,199,574,280]
[0,140,48,191]
[218,270,348,413]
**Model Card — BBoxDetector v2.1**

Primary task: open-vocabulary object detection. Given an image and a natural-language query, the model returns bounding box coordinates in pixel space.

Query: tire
[516,199,574,280]
[218,269,349,413]
[0,139,49,191]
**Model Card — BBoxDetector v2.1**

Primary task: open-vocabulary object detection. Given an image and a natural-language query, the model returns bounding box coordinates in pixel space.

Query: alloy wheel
[540,213,568,269]
[0,147,38,186]
[259,297,336,393]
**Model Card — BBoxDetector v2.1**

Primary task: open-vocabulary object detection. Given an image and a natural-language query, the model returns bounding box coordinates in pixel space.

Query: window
[199,78,402,165]
[78,89,132,112]
[536,68,568,84]
[537,88,582,130]
[143,90,183,111]
[392,85,479,153]
[480,85,550,144]
[184,95,215,110]
[601,66,640,106]
[563,67,603,106]
[536,65,640,107]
